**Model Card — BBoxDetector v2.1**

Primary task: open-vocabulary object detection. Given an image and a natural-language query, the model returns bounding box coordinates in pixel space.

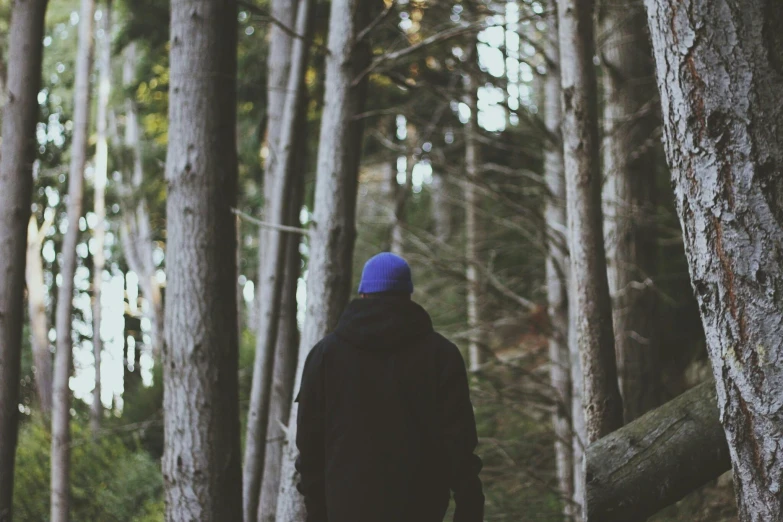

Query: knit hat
[358,252,414,294]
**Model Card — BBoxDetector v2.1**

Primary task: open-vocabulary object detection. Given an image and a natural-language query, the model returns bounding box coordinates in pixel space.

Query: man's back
[296,296,484,522]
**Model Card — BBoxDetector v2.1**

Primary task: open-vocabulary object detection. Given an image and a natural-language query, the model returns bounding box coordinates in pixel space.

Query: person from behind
[295,252,484,522]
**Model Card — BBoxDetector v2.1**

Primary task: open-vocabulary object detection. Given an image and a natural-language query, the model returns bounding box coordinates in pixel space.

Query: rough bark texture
[644,1,783,520]
[91,0,112,434]
[600,0,660,423]
[163,1,243,520]
[463,70,485,372]
[121,43,164,361]
[585,381,730,522]
[26,214,54,415]
[275,1,375,519]
[244,1,312,519]
[0,3,48,517]
[568,267,586,521]
[52,1,94,519]
[544,4,574,519]
[557,0,623,444]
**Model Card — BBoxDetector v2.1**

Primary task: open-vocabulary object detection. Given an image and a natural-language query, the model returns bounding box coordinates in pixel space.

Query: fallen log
[586,381,730,522]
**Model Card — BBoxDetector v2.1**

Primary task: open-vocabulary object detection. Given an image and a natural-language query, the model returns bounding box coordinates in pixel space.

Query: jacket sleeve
[439,343,485,522]
[295,343,327,522]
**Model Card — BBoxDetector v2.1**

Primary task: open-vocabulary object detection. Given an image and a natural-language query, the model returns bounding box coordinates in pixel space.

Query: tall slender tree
[645,0,783,519]
[275,0,377,519]
[463,67,485,372]
[26,212,54,416]
[557,0,623,446]
[600,0,660,422]
[90,0,113,434]
[244,0,313,518]
[0,2,48,518]
[163,0,243,519]
[52,0,95,519]
[543,3,573,518]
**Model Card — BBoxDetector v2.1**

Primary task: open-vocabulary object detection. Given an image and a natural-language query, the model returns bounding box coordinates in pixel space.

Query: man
[296,252,485,522]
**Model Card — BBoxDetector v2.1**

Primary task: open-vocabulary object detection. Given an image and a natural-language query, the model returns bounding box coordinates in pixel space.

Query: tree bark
[275,1,376,519]
[600,0,660,423]
[585,381,730,522]
[557,0,623,444]
[569,266,586,521]
[431,171,452,242]
[390,123,416,255]
[163,1,243,520]
[27,214,54,416]
[243,0,312,519]
[463,69,485,372]
[0,3,47,517]
[91,0,112,435]
[52,0,94,519]
[644,1,783,519]
[544,4,574,519]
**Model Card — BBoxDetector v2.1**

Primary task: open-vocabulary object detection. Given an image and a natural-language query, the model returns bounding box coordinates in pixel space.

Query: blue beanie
[358,253,414,294]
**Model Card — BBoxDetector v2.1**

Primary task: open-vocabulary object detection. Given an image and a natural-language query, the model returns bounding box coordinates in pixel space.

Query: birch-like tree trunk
[568,265,586,521]
[243,0,312,519]
[120,42,164,360]
[52,1,95,519]
[544,4,573,518]
[163,1,242,519]
[463,69,485,372]
[257,114,307,522]
[645,1,783,519]
[557,0,623,445]
[0,3,48,517]
[27,214,54,415]
[275,1,376,519]
[600,0,660,422]
[90,0,112,434]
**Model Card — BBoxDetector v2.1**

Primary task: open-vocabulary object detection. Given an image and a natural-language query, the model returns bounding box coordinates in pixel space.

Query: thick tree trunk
[91,0,112,434]
[275,1,376,519]
[258,125,307,522]
[52,1,95,519]
[544,5,574,519]
[243,0,312,519]
[26,214,54,415]
[163,1,243,520]
[644,1,783,520]
[463,70,485,372]
[585,381,730,522]
[600,0,660,422]
[568,269,586,521]
[0,3,47,516]
[557,0,623,445]
[121,43,164,360]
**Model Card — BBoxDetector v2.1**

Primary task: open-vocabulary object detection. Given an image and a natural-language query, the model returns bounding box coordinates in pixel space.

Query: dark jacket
[295,297,484,522]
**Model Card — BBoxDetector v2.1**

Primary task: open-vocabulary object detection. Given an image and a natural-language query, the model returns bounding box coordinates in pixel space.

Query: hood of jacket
[334,297,434,351]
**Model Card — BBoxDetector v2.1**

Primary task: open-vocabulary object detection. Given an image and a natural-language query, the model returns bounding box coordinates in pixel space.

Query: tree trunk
[600,0,660,423]
[275,1,376,519]
[0,3,47,516]
[644,1,783,519]
[544,4,574,519]
[243,0,312,519]
[163,1,242,519]
[27,214,54,415]
[258,117,307,521]
[431,171,452,243]
[52,0,94,519]
[557,0,623,444]
[569,266,586,521]
[91,0,112,435]
[463,69,485,372]
[390,123,416,255]
[585,381,730,522]
[121,42,164,360]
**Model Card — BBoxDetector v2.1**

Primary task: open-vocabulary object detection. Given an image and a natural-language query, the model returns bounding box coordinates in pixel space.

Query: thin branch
[356,1,396,44]
[238,0,306,41]
[232,208,310,236]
